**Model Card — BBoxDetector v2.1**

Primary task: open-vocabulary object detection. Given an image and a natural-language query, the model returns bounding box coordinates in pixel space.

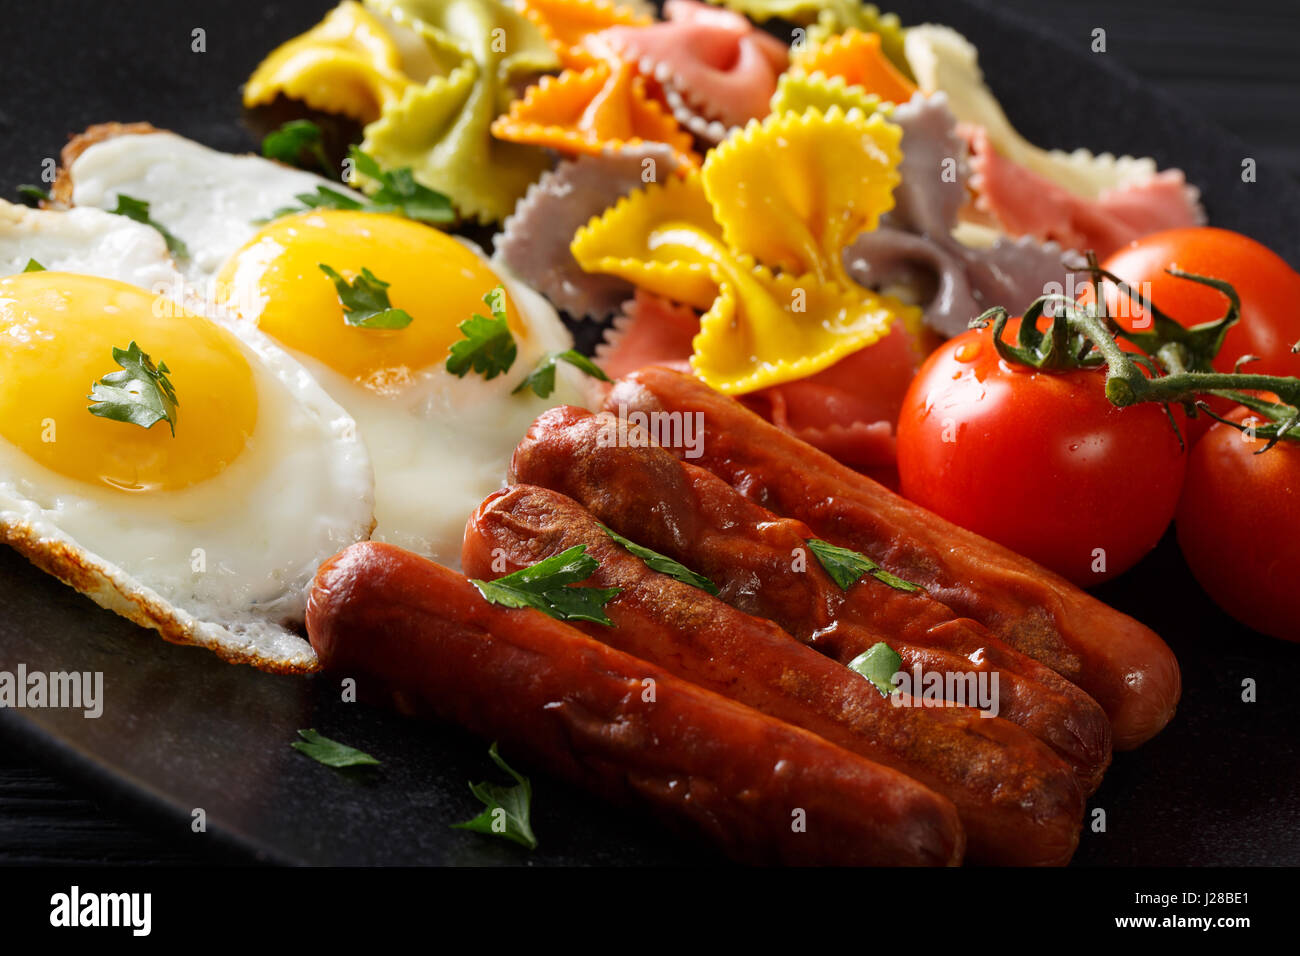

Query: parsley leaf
[267,184,365,221]
[513,349,611,398]
[110,194,188,259]
[266,147,453,225]
[350,147,454,224]
[261,119,330,173]
[848,642,903,697]
[22,258,45,272]
[470,544,620,625]
[87,341,180,436]
[600,523,719,595]
[446,286,517,380]
[319,264,413,329]
[452,742,537,850]
[806,538,924,593]
[17,184,49,207]
[291,729,381,768]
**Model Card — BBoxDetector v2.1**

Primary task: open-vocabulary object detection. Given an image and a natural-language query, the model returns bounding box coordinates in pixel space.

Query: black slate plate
[1,0,1298,866]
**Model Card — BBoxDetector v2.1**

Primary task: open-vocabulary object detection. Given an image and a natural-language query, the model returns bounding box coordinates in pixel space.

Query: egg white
[0,313,374,671]
[0,262,375,670]
[64,130,366,288]
[56,127,594,567]
[0,200,180,288]
[261,251,587,564]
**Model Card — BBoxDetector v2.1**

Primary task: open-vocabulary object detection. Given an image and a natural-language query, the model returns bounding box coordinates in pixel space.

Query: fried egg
[213,209,587,564]
[60,127,366,287]
[56,126,589,565]
[0,270,374,671]
[0,200,179,289]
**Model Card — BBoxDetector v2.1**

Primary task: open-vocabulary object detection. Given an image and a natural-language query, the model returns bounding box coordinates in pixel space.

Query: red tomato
[1102,227,1300,378]
[897,319,1187,586]
[1176,406,1300,642]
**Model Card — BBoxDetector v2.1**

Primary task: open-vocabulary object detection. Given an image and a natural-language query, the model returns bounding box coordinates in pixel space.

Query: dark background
[1,0,1298,865]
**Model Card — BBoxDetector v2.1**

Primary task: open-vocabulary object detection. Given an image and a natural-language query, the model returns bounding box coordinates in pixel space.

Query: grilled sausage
[463,485,1085,865]
[604,367,1181,750]
[307,542,964,866]
[510,404,1112,792]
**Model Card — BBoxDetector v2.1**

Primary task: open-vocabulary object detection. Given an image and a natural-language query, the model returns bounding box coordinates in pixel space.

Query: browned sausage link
[463,486,1085,866]
[604,367,1182,750]
[510,404,1112,793]
[306,542,964,866]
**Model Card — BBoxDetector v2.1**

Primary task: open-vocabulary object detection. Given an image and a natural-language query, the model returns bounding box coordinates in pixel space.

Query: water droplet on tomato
[954,340,981,363]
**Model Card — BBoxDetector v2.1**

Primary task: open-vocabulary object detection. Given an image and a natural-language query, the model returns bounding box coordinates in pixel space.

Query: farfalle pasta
[493,0,713,165]
[496,143,685,319]
[904,24,1157,197]
[789,29,916,105]
[767,73,1076,338]
[245,0,560,222]
[594,290,699,378]
[572,106,915,394]
[770,69,885,116]
[490,60,698,165]
[244,1,415,122]
[594,288,923,472]
[519,0,652,69]
[596,0,789,139]
[965,126,1205,258]
[239,0,1218,477]
[838,92,1078,337]
[903,23,1205,251]
[707,0,912,77]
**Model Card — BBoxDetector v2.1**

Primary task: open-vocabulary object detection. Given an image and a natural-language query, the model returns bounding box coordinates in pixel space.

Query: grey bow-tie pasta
[886,92,969,238]
[494,144,682,320]
[843,93,1079,337]
[844,225,977,336]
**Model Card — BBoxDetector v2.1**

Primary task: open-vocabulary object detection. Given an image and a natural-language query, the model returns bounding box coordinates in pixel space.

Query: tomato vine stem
[973,255,1300,451]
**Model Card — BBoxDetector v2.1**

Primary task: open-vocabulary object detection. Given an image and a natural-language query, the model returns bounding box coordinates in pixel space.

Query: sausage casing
[510,404,1112,791]
[307,541,965,866]
[464,486,1085,865]
[604,367,1181,750]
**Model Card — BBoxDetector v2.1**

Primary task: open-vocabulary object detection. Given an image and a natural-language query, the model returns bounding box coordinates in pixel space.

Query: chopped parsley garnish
[17,184,49,207]
[848,642,903,697]
[110,194,188,259]
[268,184,365,219]
[87,341,179,436]
[600,524,718,595]
[349,147,453,224]
[452,742,537,850]
[291,729,380,768]
[806,538,924,594]
[470,544,620,625]
[447,287,609,394]
[513,349,611,399]
[22,258,45,272]
[446,286,517,380]
[266,147,453,225]
[261,118,330,173]
[319,264,413,329]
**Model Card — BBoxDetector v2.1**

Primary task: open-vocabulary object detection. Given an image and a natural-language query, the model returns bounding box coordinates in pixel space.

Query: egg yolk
[0,272,257,493]
[214,210,525,392]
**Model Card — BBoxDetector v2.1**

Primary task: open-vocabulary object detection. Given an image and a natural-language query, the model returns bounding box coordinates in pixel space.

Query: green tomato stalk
[974,253,1300,452]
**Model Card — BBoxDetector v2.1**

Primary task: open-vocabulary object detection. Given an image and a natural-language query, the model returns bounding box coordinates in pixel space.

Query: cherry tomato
[1103,227,1300,378]
[897,319,1187,586]
[1176,405,1300,642]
